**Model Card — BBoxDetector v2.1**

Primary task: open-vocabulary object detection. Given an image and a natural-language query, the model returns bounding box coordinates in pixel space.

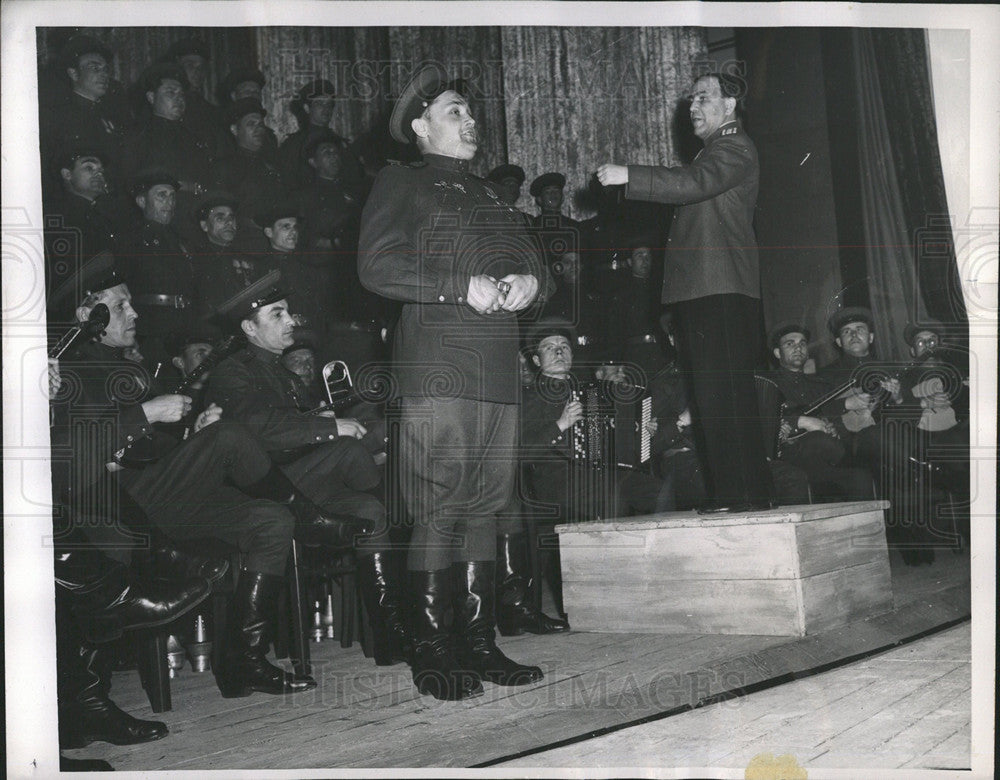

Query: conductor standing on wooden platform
[597,71,772,513]
[358,64,548,701]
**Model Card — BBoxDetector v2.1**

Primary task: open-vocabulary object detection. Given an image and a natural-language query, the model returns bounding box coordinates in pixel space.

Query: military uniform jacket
[209,148,287,217]
[626,120,759,305]
[358,153,548,403]
[118,221,198,336]
[53,341,176,490]
[124,116,213,186]
[207,342,343,451]
[193,239,274,316]
[766,366,845,427]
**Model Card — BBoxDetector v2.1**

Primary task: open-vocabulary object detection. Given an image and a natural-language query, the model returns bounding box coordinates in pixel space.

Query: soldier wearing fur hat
[358,63,549,701]
[205,273,410,668]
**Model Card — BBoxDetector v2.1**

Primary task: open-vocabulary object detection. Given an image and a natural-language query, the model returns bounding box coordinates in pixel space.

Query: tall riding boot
[357,551,411,666]
[496,532,569,636]
[216,570,318,697]
[135,527,230,584]
[58,643,168,748]
[56,549,211,644]
[453,561,543,686]
[243,465,373,548]
[409,569,483,701]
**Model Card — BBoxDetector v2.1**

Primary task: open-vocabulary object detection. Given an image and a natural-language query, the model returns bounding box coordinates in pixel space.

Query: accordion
[570,381,653,470]
[567,381,653,522]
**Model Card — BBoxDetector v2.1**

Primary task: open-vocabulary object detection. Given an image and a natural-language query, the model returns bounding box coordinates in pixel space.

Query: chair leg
[139,632,172,713]
[288,540,311,677]
[340,571,355,648]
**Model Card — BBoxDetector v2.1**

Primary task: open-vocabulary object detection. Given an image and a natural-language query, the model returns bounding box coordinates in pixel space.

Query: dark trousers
[781,431,874,502]
[118,422,294,576]
[672,293,772,505]
[397,397,518,570]
[280,438,389,552]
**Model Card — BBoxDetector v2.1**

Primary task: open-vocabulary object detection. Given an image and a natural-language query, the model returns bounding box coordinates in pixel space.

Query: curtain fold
[500,27,707,219]
[870,28,968,335]
[852,29,926,362]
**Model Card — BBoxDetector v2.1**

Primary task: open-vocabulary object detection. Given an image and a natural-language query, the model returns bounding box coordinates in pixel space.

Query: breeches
[396,396,518,569]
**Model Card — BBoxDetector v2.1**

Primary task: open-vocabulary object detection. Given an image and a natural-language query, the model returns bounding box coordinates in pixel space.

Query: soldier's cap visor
[49,250,122,311]
[828,306,873,335]
[216,269,289,323]
[389,63,467,145]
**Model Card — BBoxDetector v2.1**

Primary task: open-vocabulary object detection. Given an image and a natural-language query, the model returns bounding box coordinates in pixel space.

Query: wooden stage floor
[63,548,971,774]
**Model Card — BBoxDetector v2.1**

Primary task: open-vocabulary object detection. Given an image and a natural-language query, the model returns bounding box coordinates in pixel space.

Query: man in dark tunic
[191,192,271,315]
[277,78,365,192]
[116,169,198,365]
[49,252,341,698]
[210,99,287,241]
[765,323,874,501]
[358,64,548,700]
[40,35,129,198]
[162,37,225,160]
[206,274,409,666]
[124,63,214,242]
[598,72,772,513]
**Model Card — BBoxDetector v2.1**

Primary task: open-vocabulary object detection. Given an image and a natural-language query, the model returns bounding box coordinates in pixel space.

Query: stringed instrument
[115,334,245,469]
[49,304,110,359]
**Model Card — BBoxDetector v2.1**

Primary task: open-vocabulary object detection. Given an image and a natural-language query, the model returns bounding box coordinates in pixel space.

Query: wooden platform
[557,501,893,636]
[57,548,970,773]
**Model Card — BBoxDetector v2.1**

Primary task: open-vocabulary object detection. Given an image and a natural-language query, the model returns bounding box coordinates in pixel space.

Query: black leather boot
[243,465,373,548]
[496,533,569,636]
[59,645,168,749]
[358,551,410,666]
[409,569,483,701]
[56,550,211,644]
[216,570,317,697]
[138,530,230,584]
[453,561,543,686]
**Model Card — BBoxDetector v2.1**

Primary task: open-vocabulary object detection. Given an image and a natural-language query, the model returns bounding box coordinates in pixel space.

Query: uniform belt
[626,334,658,345]
[134,294,192,309]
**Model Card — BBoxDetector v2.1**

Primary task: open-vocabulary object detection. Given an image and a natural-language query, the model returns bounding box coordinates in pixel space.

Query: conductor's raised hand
[596,164,629,187]
[467,274,505,314]
[142,394,192,424]
[499,274,539,311]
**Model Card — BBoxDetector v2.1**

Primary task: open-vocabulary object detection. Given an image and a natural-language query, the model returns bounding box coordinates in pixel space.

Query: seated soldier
[210,98,287,243]
[520,318,666,523]
[116,169,198,367]
[49,252,360,697]
[206,273,408,666]
[766,322,874,502]
[192,191,272,315]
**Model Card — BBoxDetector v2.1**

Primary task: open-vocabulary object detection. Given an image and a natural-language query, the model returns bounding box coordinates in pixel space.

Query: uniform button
[328,434,335,440]
[457,296,464,303]
[126,435,133,441]
[438,295,445,302]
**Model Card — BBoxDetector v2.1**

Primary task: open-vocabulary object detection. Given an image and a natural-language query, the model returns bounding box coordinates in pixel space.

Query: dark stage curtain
[500,26,707,220]
[37,26,257,114]
[869,28,968,343]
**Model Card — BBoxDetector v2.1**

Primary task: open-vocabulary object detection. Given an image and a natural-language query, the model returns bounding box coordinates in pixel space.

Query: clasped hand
[467,274,538,314]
